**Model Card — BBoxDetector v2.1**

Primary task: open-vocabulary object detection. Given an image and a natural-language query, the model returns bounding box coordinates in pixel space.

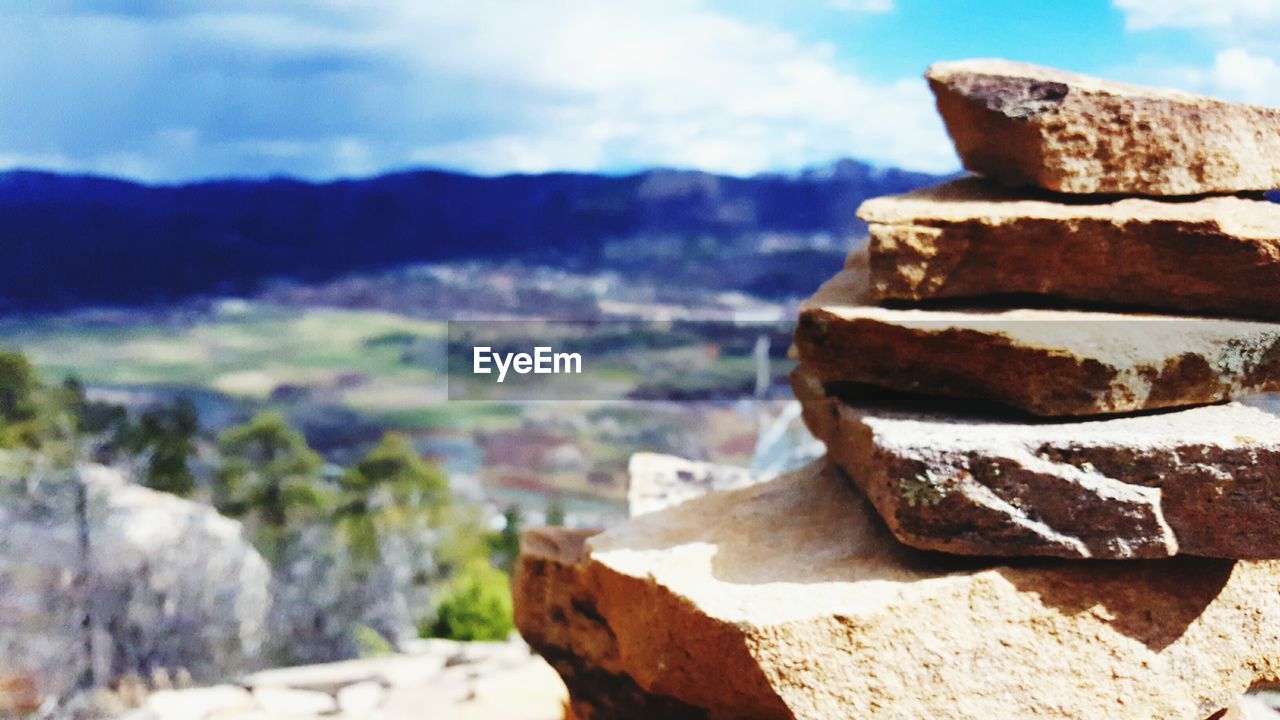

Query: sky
[0,0,1278,182]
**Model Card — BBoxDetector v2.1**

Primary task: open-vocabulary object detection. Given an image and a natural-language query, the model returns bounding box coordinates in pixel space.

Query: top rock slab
[928,59,1280,195]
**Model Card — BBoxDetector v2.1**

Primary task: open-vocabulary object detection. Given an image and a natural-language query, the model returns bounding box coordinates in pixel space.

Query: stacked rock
[795,59,1280,560]
[513,60,1280,720]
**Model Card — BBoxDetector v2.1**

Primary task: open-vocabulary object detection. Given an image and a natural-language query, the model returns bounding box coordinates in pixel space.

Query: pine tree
[0,351,40,448]
[337,432,450,566]
[545,499,567,527]
[127,398,199,497]
[489,506,524,573]
[215,411,325,561]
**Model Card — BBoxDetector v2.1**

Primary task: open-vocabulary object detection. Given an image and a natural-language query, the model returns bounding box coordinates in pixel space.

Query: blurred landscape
[9,0,1280,716]
[0,157,939,717]
[1,158,939,518]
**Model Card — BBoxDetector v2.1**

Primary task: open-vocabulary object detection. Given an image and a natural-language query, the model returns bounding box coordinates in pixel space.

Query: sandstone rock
[135,685,256,720]
[379,640,567,720]
[792,367,1280,559]
[437,659,568,720]
[927,59,1280,195]
[794,271,1280,415]
[336,680,386,715]
[244,657,395,696]
[250,686,338,715]
[627,453,757,516]
[234,638,565,720]
[515,460,1280,719]
[860,177,1280,318]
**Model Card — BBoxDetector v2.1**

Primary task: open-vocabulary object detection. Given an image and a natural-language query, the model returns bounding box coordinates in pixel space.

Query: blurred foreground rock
[0,464,270,707]
[121,638,566,720]
[515,461,1280,719]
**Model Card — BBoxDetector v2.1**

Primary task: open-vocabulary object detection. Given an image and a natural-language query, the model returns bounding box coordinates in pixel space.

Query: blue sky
[0,0,1276,182]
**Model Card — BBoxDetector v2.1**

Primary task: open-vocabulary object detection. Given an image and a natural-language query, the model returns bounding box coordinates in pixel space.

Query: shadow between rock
[611,467,1231,654]
[994,555,1233,652]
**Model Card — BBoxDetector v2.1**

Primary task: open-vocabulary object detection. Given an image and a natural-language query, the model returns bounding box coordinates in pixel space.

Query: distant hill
[0,159,942,310]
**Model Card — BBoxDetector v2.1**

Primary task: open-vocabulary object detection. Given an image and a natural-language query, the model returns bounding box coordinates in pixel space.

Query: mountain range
[0,159,941,310]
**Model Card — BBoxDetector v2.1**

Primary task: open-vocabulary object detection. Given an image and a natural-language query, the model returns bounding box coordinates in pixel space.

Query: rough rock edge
[792,367,1280,559]
[514,528,710,720]
[858,178,1280,319]
[927,59,1280,195]
[794,272,1280,416]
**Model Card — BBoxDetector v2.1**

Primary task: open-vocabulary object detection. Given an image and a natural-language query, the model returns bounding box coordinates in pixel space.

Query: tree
[0,351,37,423]
[545,499,566,527]
[215,411,325,561]
[425,559,514,641]
[59,377,88,430]
[124,398,199,497]
[342,433,449,509]
[46,376,131,464]
[489,506,524,574]
[337,432,450,566]
[0,351,40,448]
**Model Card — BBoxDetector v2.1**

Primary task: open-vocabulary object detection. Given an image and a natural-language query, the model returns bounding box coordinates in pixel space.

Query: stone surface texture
[794,270,1280,416]
[860,177,1280,318]
[514,460,1280,719]
[792,368,1280,559]
[928,59,1280,195]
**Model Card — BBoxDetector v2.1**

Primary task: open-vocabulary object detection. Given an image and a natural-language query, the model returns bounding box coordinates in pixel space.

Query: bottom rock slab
[515,461,1280,720]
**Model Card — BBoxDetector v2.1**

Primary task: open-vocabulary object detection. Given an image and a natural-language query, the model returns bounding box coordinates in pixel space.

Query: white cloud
[1114,0,1280,32]
[1114,0,1280,107]
[1113,0,1280,54]
[829,0,894,13]
[1206,48,1280,105]
[0,152,73,172]
[0,0,955,180]
[385,0,952,175]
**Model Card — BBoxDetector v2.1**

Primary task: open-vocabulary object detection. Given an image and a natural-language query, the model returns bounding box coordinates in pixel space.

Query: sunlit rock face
[515,461,1280,720]
[859,177,1280,320]
[795,269,1280,418]
[928,59,1280,195]
[793,368,1280,560]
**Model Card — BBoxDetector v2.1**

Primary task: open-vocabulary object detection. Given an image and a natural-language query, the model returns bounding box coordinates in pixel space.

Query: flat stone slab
[928,59,1280,195]
[860,177,1280,319]
[515,460,1280,719]
[792,368,1280,559]
[794,270,1280,416]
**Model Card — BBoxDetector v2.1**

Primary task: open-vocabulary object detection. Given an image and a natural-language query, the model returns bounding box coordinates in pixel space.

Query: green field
[0,303,786,520]
[0,303,787,411]
[0,303,450,416]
